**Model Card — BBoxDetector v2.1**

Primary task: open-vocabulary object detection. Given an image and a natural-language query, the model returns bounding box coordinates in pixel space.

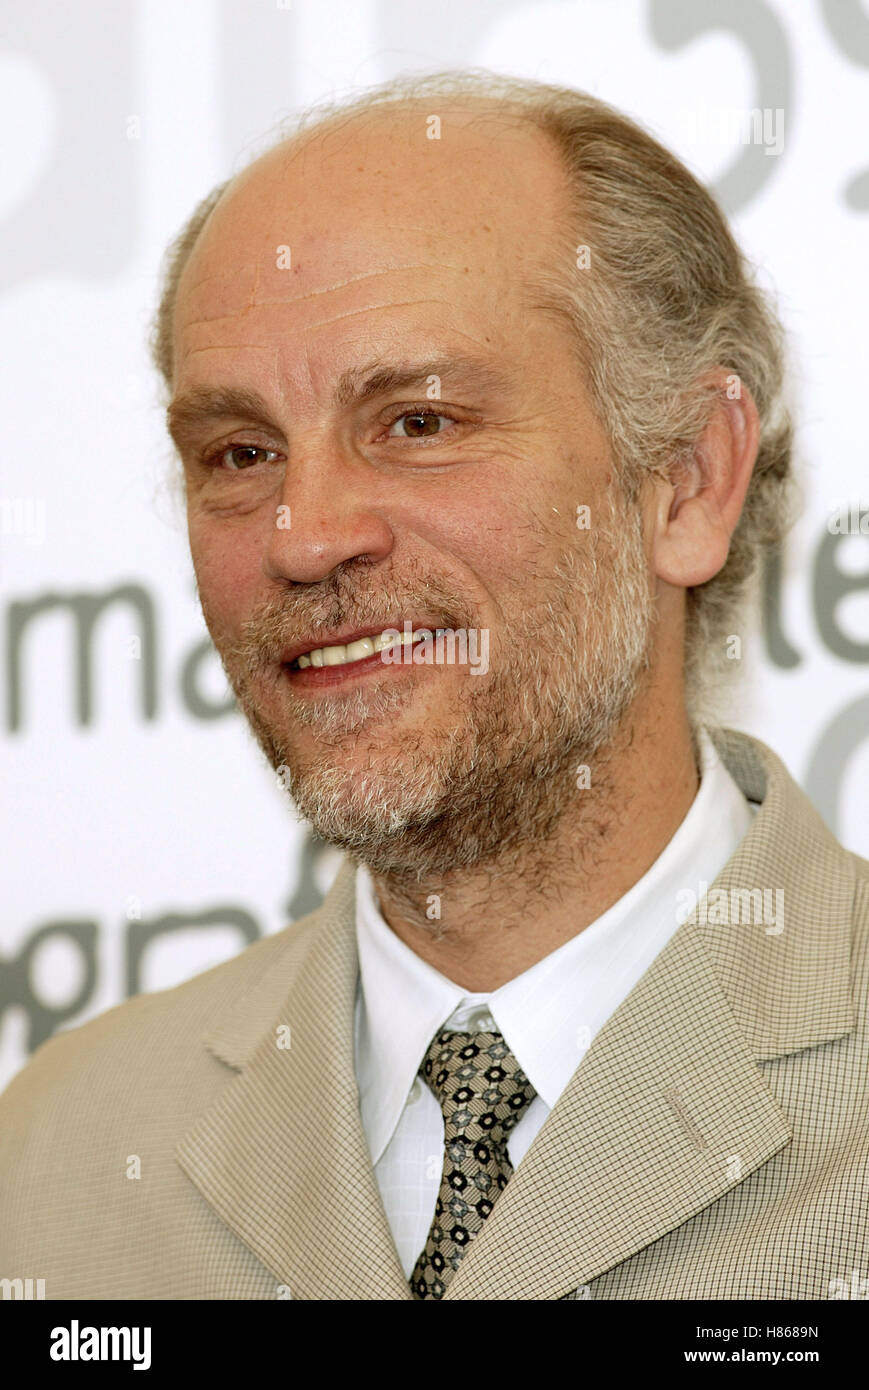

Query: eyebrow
[166,386,277,446]
[166,355,515,445]
[332,355,516,409]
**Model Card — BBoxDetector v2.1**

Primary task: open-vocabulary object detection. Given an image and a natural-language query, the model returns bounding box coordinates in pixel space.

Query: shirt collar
[354,726,755,1164]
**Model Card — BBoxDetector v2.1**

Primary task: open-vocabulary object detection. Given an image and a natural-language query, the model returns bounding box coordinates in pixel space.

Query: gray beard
[208,497,655,880]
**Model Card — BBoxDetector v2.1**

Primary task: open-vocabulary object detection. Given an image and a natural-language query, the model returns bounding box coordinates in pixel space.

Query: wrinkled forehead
[172,110,572,350]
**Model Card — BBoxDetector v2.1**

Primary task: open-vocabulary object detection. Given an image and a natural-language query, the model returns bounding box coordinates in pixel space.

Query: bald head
[169,100,576,415]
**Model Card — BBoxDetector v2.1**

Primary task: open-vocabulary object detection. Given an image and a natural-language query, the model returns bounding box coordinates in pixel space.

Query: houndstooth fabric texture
[410,1029,537,1299]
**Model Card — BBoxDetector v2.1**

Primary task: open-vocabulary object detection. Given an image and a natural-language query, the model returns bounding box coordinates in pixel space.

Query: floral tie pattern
[409,1028,537,1299]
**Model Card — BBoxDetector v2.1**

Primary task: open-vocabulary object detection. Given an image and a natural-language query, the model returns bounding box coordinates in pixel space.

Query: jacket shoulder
[0,892,344,1293]
[0,906,321,1118]
[850,851,869,944]
[849,848,869,884]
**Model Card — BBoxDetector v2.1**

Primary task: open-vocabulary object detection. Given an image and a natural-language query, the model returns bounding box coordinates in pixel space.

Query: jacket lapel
[442,729,856,1299]
[443,912,790,1299]
[176,858,413,1300]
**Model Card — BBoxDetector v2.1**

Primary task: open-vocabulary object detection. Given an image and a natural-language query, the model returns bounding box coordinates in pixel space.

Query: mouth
[280,623,449,689]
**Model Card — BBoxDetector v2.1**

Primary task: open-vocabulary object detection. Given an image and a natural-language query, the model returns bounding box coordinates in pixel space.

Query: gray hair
[150,69,798,727]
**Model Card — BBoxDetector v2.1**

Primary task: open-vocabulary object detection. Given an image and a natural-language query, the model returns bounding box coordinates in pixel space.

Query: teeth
[291,627,428,670]
[346,637,375,662]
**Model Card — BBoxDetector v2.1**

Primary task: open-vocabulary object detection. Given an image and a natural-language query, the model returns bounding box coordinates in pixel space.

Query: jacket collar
[176,728,856,1300]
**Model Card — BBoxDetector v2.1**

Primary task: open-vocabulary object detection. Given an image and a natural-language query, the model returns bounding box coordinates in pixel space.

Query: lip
[282,643,430,690]
[279,618,447,668]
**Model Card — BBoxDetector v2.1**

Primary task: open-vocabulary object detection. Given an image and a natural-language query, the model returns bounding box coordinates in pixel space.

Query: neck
[367,696,701,992]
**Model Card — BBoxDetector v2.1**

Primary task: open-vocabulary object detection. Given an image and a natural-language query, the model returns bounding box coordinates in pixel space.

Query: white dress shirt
[353,727,757,1278]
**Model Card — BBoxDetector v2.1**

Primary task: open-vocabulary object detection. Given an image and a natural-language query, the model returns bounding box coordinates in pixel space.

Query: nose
[261,446,395,585]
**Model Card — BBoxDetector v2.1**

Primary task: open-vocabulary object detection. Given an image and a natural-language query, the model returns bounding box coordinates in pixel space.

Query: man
[1,71,867,1302]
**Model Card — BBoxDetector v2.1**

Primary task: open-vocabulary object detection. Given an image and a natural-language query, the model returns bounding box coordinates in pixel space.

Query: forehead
[171,108,572,392]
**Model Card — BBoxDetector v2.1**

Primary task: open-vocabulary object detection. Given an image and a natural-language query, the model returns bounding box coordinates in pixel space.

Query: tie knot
[419,1028,537,1150]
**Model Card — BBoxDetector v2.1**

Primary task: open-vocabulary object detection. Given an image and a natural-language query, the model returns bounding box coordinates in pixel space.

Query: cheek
[187,515,264,631]
[415,472,530,581]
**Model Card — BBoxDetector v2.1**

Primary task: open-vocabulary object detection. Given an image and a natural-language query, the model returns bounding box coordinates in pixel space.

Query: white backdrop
[2,0,868,1092]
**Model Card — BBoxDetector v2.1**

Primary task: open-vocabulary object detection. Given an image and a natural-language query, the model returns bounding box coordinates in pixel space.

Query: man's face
[168,107,656,876]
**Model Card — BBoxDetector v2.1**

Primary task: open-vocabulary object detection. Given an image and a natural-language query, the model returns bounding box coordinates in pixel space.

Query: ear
[651,368,760,590]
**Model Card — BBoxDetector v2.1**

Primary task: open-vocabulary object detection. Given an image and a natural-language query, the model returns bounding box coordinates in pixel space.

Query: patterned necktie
[409,1027,537,1299]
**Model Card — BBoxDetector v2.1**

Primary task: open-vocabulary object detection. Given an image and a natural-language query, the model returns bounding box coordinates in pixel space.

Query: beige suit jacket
[1,727,867,1300]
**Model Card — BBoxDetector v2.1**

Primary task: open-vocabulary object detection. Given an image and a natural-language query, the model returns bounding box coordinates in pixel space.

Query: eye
[386,411,455,439]
[203,444,280,471]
